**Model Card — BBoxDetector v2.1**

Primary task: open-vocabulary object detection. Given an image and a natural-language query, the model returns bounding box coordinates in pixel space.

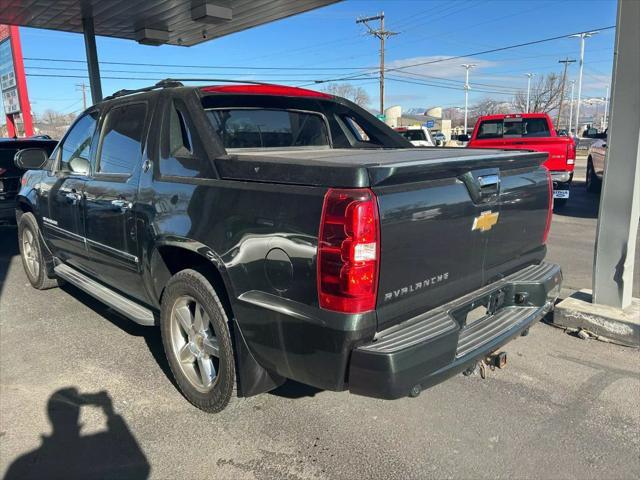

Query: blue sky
[9,0,618,117]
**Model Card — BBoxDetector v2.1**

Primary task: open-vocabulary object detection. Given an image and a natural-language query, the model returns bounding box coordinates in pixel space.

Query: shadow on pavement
[553,180,600,220]
[0,226,19,302]
[3,387,150,480]
[269,379,324,399]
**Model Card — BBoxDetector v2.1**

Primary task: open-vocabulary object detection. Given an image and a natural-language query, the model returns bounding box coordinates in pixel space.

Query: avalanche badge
[472,210,499,232]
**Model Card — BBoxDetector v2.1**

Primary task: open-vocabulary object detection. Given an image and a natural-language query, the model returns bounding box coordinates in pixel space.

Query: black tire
[160,269,237,413]
[18,212,60,290]
[586,158,601,193]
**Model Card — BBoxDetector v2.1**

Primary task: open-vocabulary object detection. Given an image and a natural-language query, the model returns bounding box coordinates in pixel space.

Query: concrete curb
[554,289,640,347]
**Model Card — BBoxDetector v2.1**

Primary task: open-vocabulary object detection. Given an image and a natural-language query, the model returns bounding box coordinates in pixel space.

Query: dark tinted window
[59,111,98,174]
[477,117,550,139]
[476,120,503,139]
[98,103,147,175]
[160,102,209,178]
[400,130,427,141]
[206,108,330,148]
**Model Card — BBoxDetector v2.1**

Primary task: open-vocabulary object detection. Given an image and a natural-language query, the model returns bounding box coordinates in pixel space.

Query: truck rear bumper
[348,262,562,399]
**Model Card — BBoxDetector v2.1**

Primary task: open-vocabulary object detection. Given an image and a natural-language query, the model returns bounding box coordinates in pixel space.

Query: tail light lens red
[317,188,380,313]
[542,165,553,244]
[567,141,576,165]
[0,167,6,176]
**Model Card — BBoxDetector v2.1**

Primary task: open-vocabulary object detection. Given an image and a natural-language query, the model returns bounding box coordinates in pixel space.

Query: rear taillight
[542,166,553,244]
[0,167,6,176]
[317,188,380,313]
[566,142,576,165]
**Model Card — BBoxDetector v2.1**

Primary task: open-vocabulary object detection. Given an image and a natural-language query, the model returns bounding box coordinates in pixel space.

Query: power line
[24,65,366,78]
[25,73,377,83]
[299,25,615,86]
[24,57,376,71]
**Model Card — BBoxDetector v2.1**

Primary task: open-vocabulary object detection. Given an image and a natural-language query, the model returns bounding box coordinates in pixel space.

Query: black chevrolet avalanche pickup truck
[15,81,562,413]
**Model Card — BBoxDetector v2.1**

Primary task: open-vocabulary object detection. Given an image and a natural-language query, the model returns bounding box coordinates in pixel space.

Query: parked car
[15,81,561,413]
[0,137,58,224]
[586,130,607,192]
[394,125,435,147]
[466,113,576,208]
[432,131,446,146]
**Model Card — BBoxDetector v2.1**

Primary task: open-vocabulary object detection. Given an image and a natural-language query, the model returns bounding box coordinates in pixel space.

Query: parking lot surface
[1,157,639,479]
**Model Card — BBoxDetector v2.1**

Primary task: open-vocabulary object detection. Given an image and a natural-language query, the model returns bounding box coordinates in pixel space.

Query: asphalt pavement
[1,156,639,479]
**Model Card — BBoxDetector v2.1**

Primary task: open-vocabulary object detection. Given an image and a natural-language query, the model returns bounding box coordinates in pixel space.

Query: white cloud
[386,55,496,79]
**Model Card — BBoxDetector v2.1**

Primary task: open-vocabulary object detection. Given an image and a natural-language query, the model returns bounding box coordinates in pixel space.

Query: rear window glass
[399,130,426,141]
[477,118,550,139]
[205,108,330,149]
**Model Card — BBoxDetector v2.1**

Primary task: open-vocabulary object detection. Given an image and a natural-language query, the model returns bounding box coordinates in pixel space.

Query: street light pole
[462,64,475,134]
[570,31,599,136]
[525,73,535,113]
[568,80,576,134]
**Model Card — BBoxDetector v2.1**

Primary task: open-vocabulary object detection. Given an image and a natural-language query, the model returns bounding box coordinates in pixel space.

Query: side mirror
[14,148,49,170]
[68,157,90,176]
[457,134,470,142]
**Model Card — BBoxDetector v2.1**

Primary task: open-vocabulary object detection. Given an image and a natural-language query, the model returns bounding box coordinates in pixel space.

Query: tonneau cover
[215,148,547,187]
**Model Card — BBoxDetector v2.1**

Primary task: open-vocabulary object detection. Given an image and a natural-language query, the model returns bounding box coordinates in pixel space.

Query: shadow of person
[4,388,150,480]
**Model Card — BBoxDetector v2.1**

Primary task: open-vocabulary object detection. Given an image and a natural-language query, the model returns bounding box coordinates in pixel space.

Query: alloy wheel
[22,229,40,279]
[169,296,220,392]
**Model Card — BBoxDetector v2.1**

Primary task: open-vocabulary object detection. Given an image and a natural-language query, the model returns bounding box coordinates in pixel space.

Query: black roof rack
[104,79,184,101]
[103,77,273,101]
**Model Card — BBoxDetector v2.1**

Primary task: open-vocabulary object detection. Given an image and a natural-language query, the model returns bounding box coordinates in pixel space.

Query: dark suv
[1,138,57,223]
[16,81,560,413]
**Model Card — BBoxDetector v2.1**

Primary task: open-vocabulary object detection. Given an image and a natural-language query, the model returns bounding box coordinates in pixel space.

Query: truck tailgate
[370,150,549,331]
[468,137,572,171]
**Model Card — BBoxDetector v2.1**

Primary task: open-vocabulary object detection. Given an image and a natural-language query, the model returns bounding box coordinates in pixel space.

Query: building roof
[0,0,339,46]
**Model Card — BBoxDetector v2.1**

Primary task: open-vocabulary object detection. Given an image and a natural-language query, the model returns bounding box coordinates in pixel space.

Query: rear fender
[149,238,282,397]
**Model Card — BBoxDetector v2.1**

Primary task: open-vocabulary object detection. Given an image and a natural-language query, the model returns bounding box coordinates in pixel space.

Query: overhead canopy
[0,0,339,46]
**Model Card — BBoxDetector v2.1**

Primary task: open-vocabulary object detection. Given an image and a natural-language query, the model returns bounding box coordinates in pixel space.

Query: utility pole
[603,84,610,130]
[556,58,576,128]
[356,12,397,117]
[569,30,599,136]
[525,73,536,113]
[76,82,88,111]
[461,64,475,134]
[568,80,576,134]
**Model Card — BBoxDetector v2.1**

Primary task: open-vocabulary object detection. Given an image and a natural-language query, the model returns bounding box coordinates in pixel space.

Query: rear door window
[206,108,330,149]
[97,103,147,175]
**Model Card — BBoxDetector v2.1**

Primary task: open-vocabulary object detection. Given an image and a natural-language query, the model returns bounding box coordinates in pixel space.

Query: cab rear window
[477,118,550,139]
[205,108,330,149]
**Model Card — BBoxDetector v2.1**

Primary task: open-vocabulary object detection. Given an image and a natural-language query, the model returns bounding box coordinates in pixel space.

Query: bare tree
[513,73,563,113]
[472,97,510,117]
[322,83,371,107]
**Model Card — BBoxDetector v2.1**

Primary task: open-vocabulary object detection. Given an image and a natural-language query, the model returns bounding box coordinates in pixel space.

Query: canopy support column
[593,0,640,308]
[82,16,102,104]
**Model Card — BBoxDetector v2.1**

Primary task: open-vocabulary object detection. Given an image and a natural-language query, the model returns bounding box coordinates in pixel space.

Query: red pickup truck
[466,113,576,206]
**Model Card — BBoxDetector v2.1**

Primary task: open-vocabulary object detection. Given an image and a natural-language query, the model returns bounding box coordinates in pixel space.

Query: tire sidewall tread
[18,213,59,290]
[160,269,237,413]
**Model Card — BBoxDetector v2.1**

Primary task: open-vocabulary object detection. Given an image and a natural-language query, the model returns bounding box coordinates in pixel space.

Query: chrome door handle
[111,199,133,210]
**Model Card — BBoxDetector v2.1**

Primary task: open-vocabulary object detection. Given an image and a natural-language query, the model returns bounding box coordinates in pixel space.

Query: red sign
[0,25,33,137]
[0,25,10,42]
